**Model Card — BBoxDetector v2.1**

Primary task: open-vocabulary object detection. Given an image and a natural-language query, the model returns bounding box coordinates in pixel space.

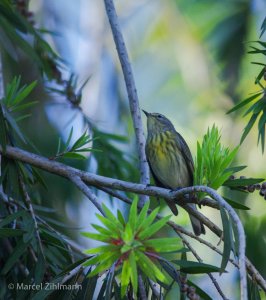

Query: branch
[0,189,85,259]
[1,145,265,296]
[70,175,105,216]
[180,186,247,300]
[18,174,45,260]
[103,0,150,205]
[61,265,84,285]
[178,232,229,300]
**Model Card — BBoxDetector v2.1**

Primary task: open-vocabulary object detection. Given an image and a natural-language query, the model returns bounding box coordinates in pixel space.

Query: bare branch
[103,0,149,205]
[70,175,105,216]
[61,265,84,285]
[148,279,163,299]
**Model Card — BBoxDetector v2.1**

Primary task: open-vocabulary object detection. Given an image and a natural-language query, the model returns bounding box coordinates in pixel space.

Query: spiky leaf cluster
[82,198,181,297]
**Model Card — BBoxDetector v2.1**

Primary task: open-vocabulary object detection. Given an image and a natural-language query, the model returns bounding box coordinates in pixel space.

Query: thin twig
[178,232,229,300]
[148,279,163,300]
[103,0,150,205]
[61,265,84,285]
[69,175,105,216]
[0,189,83,260]
[18,175,45,260]
[1,238,30,277]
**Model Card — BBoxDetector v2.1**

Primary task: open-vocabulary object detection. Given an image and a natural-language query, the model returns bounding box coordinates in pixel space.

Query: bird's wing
[174,131,194,185]
[146,156,179,216]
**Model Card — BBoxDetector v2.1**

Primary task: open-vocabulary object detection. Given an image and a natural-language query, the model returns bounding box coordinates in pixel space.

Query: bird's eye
[157,115,162,119]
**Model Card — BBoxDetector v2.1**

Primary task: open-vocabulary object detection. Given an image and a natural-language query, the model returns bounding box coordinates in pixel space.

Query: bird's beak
[142,110,149,117]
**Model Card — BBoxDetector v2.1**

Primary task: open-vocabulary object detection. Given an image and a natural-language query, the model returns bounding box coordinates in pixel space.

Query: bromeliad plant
[82,198,181,297]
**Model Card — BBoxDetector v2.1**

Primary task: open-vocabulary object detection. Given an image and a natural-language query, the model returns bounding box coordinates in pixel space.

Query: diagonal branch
[18,174,45,260]
[70,175,105,216]
[178,232,229,300]
[103,0,150,205]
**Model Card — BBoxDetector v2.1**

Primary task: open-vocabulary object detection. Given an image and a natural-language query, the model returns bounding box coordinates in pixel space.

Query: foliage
[82,198,178,297]
[51,127,99,160]
[227,27,266,152]
[0,1,265,299]
[0,76,37,149]
[82,198,219,298]
[194,124,239,190]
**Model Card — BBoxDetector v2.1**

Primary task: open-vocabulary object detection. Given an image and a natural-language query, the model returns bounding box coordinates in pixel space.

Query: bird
[143,110,205,236]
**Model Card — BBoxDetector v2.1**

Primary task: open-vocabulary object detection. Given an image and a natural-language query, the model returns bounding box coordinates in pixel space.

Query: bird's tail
[187,203,205,236]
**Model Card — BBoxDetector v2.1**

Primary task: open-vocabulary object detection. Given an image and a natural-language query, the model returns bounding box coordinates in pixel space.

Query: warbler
[143,110,205,236]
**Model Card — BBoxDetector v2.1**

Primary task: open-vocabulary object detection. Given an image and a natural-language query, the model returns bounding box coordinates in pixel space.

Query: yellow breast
[146,132,190,189]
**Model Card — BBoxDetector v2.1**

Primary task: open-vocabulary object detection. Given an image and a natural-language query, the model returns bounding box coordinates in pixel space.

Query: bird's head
[142,110,175,135]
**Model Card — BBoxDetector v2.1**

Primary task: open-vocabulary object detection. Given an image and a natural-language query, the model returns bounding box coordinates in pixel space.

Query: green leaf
[0,104,8,152]
[31,277,63,300]
[220,207,231,273]
[187,280,212,300]
[138,215,171,240]
[62,152,86,159]
[4,110,26,143]
[121,259,131,297]
[91,224,113,236]
[137,206,160,233]
[227,92,262,114]
[96,214,121,236]
[0,210,28,227]
[65,127,73,149]
[223,197,250,210]
[223,178,264,187]
[1,238,31,274]
[247,275,261,300]
[83,252,115,267]
[136,200,150,229]
[0,228,25,238]
[88,252,120,277]
[122,223,133,243]
[136,251,167,283]
[0,17,42,68]
[128,197,138,232]
[11,100,38,113]
[240,113,259,144]
[102,204,123,231]
[224,165,247,174]
[81,232,111,243]
[143,238,181,252]
[34,248,46,284]
[129,251,138,295]
[117,210,126,227]
[13,81,37,105]
[173,260,222,274]
[84,245,118,255]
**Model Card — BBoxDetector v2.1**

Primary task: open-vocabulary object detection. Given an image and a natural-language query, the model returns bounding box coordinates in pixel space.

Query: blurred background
[3,0,266,298]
